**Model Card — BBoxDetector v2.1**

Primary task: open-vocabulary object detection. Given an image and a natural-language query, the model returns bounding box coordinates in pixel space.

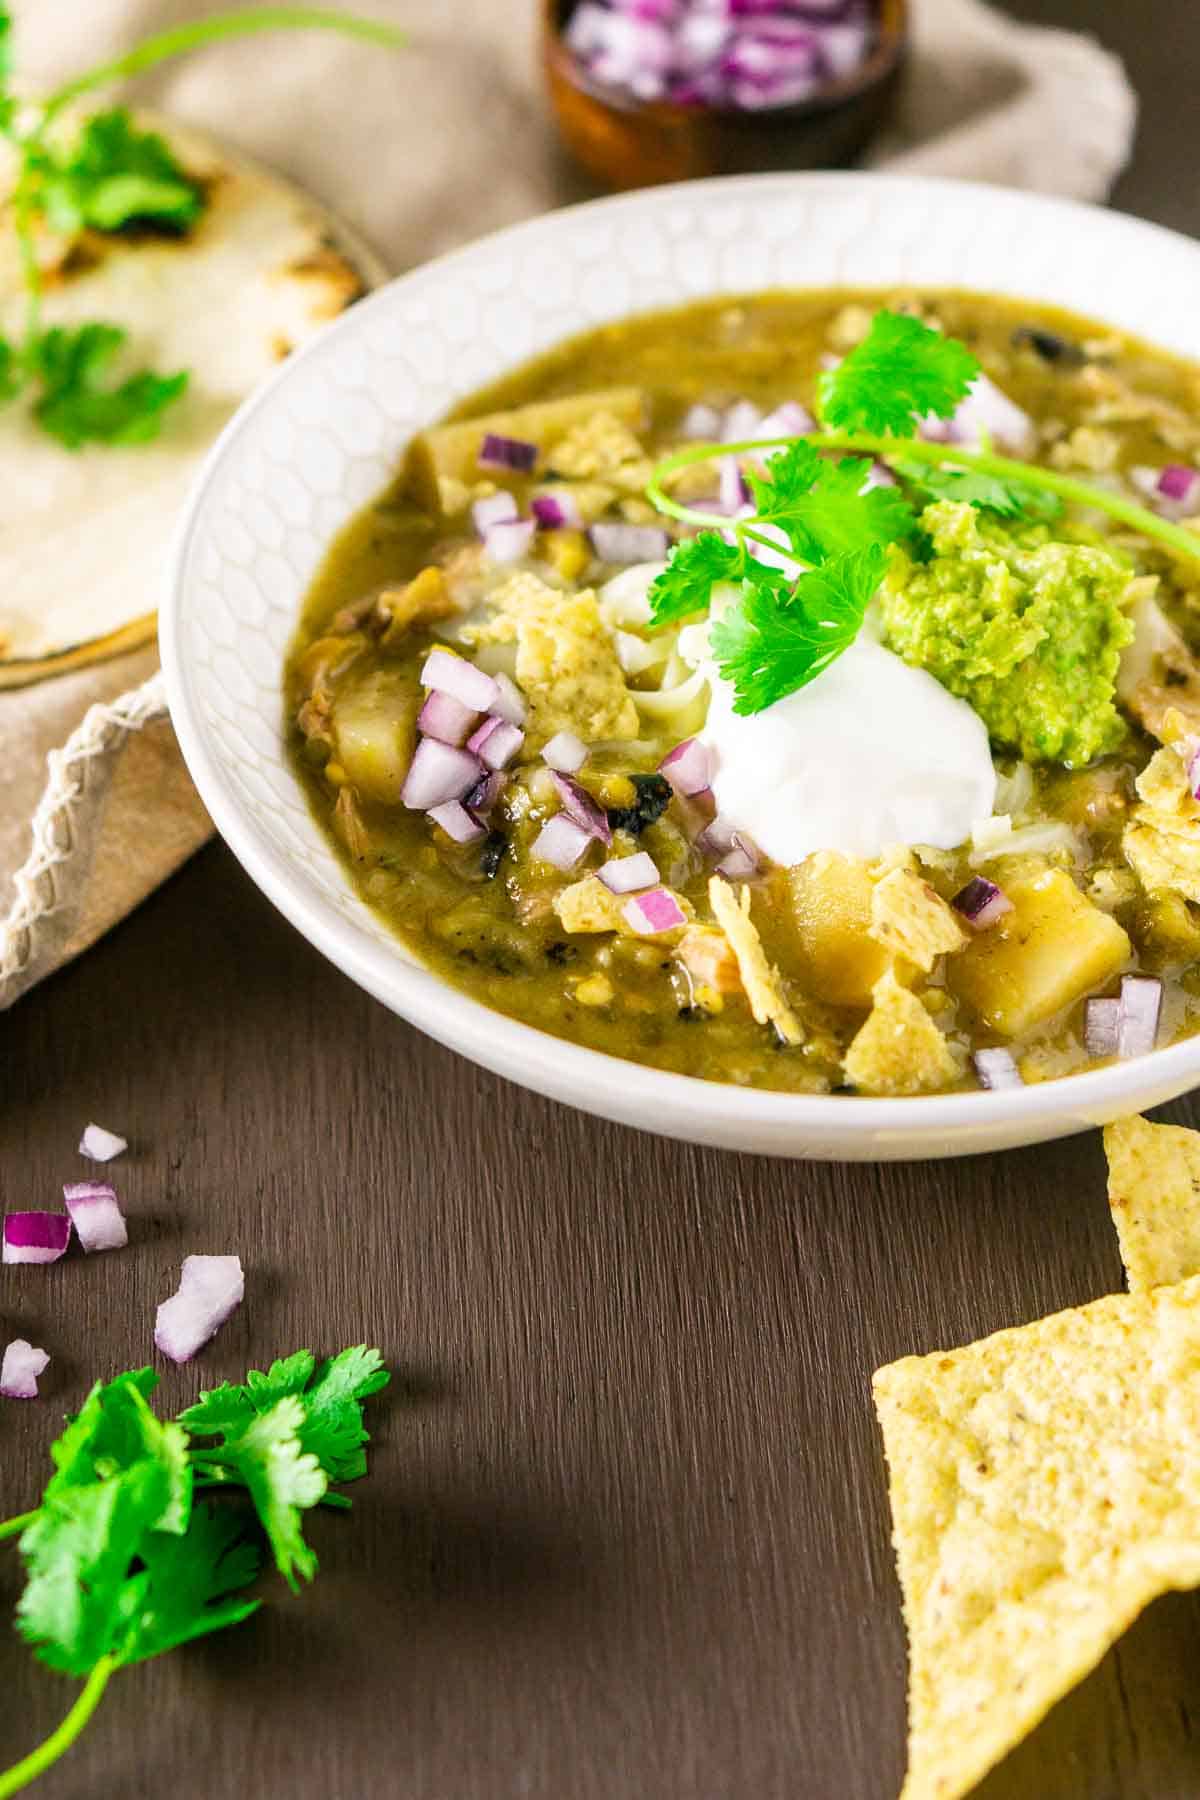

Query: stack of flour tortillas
[0,0,1136,1010]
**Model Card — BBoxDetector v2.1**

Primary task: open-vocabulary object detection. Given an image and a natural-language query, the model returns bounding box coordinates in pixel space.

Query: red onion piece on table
[973,1048,1023,1091]
[478,432,537,474]
[471,491,519,536]
[542,730,588,774]
[3,1212,71,1265]
[552,773,613,845]
[402,739,483,811]
[659,737,713,798]
[1084,996,1121,1059]
[155,1254,245,1364]
[532,814,593,871]
[1116,975,1162,1060]
[623,888,688,935]
[428,800,486,844]
[79,1122,127,1162]
[0,1340,50,1400]
[418,690,478,748]
[63,1182,128,1253]
[420,648,499,714]
[952,877,1013,930]
[598,851,659,894]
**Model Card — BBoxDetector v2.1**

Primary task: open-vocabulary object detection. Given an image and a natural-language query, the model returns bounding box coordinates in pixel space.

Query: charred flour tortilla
[0,113,385,688]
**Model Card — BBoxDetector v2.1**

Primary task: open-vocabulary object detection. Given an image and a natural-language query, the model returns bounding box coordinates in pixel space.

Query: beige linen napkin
[0,0,1136,1009]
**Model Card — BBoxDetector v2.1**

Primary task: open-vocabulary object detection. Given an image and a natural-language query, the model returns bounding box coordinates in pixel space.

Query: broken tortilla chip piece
[1104,1113,1200,1290]
[873,1274,1200,1800]
[707,876,803,1046]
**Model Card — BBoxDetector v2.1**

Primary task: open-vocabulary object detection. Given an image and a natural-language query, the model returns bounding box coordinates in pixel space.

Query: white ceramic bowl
[162,171,1200,1160]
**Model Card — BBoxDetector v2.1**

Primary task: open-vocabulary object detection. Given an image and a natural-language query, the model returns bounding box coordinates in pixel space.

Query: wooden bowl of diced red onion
[543,0,907,191]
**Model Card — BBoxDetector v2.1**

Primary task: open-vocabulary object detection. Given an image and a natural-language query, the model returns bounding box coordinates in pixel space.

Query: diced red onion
[598,851,659,894]
[716,832,760,880]
[589,522,670,565]
[155,1254,245,1365]
[62,1181,128,1253]
[952,877,1013,930]
[532,814,593,871]
[468,715,525,770]
[939,374,1036,457]
[673,787,718,841]
[1185,739,1200,802]
[1130,463,1200,521]
[860,458,897,491]
[623,888,687,934]
[421,648,499,713]
[471,491,519,536]
[1084,996,1121,1059]
[465,770,507,821]
[542,730,588,774]
[756,400,816,449]
[0,1339,50,1400]
[3,1212,71,1265]
[722,399,764,443]
[478,432,537,474]
[418,689,478,747]
[679,402,723,441]
[1117,974,1163,1060]
[551,773,613,845]
[719,454,750,510]
[79,1122,126,1162]
[402,738,483,810]
[973,1048,1023,1091]
[659,737,713,798]
[428,800,486,844]
[482,517,537,566]
[490,672,527,727]
[531,490,583,531]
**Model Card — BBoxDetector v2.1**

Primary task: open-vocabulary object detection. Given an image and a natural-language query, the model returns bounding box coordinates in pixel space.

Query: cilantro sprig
[646,309,1200,714]
[0,5,404,448]
[0,1347,388,1798]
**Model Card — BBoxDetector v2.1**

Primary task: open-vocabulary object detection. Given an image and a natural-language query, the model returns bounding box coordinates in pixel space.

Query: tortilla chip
[707,876,803,1046]
[1104,1114,1200,1290]
[0,110,384,687]
[869,868,967,973]
[843,969,961,1096]
[873,1274,1200,1800]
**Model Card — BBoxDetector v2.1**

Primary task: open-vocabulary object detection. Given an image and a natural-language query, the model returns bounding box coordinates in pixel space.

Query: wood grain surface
[5,5,1200,1795]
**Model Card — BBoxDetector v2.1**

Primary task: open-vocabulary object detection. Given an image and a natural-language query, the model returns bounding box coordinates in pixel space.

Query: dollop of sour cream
[687,616,996,864]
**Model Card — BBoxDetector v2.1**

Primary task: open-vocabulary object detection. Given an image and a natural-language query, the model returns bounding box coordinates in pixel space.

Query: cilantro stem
[0,1654,116,1799]
[0,1510,37,1543]
[647,433,1200,567]
[41,7,406,122]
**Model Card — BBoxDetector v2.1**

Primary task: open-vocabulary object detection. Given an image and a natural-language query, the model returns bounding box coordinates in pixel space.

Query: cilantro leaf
[38,108,204,237]
[16,1461,170,1676]
[30,323,188,448]
[746,443,916,563]
[888,453,1064,521]
[200,1397,327,1590]
[709,546,887,716]
[180,1344,389,1486]
[122,1505,261,1665]
[45,1369,191,1536]
[0,6,14,136]
[647,531,745,630]
[817,312,979,439]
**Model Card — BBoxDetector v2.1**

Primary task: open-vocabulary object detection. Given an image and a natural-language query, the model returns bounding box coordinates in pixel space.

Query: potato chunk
[947,870,1131,1036]
[331,668,419,804]
[785,852,893,1007]
[404,388,645,515]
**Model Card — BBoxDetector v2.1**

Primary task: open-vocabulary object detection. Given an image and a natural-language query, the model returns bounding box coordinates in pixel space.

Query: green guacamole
[879,500,1135,768]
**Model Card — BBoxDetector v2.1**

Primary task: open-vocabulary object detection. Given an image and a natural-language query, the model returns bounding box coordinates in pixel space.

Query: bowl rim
[161,168,1200,1144]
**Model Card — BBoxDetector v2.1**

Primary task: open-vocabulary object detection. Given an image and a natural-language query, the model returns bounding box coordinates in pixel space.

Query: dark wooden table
[6,5,1200,1795]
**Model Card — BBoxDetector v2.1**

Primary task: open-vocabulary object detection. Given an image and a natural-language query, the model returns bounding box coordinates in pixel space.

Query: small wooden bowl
[543,0,908,192]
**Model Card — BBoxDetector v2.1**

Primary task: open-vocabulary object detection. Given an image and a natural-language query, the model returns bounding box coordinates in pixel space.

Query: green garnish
[0,1347,388,1798]
[646,309,1200,714]
[0,5,405,448]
